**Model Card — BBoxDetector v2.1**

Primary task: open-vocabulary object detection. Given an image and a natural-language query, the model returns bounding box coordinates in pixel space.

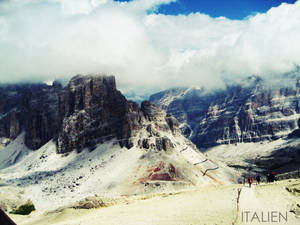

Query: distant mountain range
[149,72,300,178]
[150,73,300,149]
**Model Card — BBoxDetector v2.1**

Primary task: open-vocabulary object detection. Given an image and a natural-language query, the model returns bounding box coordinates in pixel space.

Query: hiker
[256,175,261,185]
[266,173,271,183]
[270,172,276,182]
[243,176,246,186]
[248,177,253,188]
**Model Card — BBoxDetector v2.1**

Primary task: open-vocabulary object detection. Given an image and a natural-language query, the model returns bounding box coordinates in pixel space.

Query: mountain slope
[150,73,300,178]
[0,75,236,212]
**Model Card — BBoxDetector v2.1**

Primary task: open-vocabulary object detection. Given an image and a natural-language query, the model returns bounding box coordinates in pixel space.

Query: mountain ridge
[150,74,300,148]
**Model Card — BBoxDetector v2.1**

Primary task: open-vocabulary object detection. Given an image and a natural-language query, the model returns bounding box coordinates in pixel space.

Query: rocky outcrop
[24,85,62,149]
[0,75,183,153]
[56,75,142,153]
[150,74,300,148]
[148,162,178,181]
[0,74,181,154]
[0,83,62,150]
[288,118,300,138]
[56,78,181,153]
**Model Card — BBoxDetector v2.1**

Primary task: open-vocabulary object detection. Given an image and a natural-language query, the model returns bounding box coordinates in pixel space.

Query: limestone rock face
[0,74,182,154]
[0,111,21,139]
[56,77,181,153]
[25,85,62,149]
[57,75,142,153]
[0,83,62,150]
[288,118,300,138]
[150,74,300,148]
[141,101,164,121]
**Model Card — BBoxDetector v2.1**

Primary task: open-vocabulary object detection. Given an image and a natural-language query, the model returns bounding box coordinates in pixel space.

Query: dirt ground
[10,179,300,225]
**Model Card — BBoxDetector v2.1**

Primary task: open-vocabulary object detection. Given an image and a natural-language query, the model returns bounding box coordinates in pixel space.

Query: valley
[0,74,300,225]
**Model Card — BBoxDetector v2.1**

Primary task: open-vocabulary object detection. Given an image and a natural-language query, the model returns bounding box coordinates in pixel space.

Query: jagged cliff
[56,75,140,153]
[0,83,62,150]
[56,75,180,153]
[3,73,300,153]
[0,75,185,154]
[150,74,300,148]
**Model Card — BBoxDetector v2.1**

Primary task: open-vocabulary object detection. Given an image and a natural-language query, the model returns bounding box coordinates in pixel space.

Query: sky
[0,0,300,91]
[118,0,298,19]
[156,0,297,19]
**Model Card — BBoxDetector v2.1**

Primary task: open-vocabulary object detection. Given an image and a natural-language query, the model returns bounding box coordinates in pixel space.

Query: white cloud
[0,0,300,90]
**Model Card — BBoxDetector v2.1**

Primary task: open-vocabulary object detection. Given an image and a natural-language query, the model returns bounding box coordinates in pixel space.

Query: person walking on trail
[256,175,261,185]
[270,172,276,182]
[266,173,270,183]
[248,177,253,188]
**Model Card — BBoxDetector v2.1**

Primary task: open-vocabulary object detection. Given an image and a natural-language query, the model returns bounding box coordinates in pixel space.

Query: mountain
[150,73,300,177]
[0,82,62,150]
[150,74,300,148]
[0,74,235,211]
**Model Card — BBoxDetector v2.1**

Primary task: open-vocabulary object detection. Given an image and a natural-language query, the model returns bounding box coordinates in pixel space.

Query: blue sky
[116,0,297,19]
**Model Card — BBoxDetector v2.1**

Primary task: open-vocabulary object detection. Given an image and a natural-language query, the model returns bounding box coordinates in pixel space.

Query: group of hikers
[242,172,276,187]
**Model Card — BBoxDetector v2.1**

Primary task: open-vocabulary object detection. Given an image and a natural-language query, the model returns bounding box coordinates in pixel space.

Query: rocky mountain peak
[68,74,116,90]
[56,75,186,153]
[57,74,140,153]
[0,74,184,155]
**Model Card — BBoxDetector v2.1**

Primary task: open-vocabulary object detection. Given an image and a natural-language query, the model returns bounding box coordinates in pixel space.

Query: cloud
[0,0,300,90]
